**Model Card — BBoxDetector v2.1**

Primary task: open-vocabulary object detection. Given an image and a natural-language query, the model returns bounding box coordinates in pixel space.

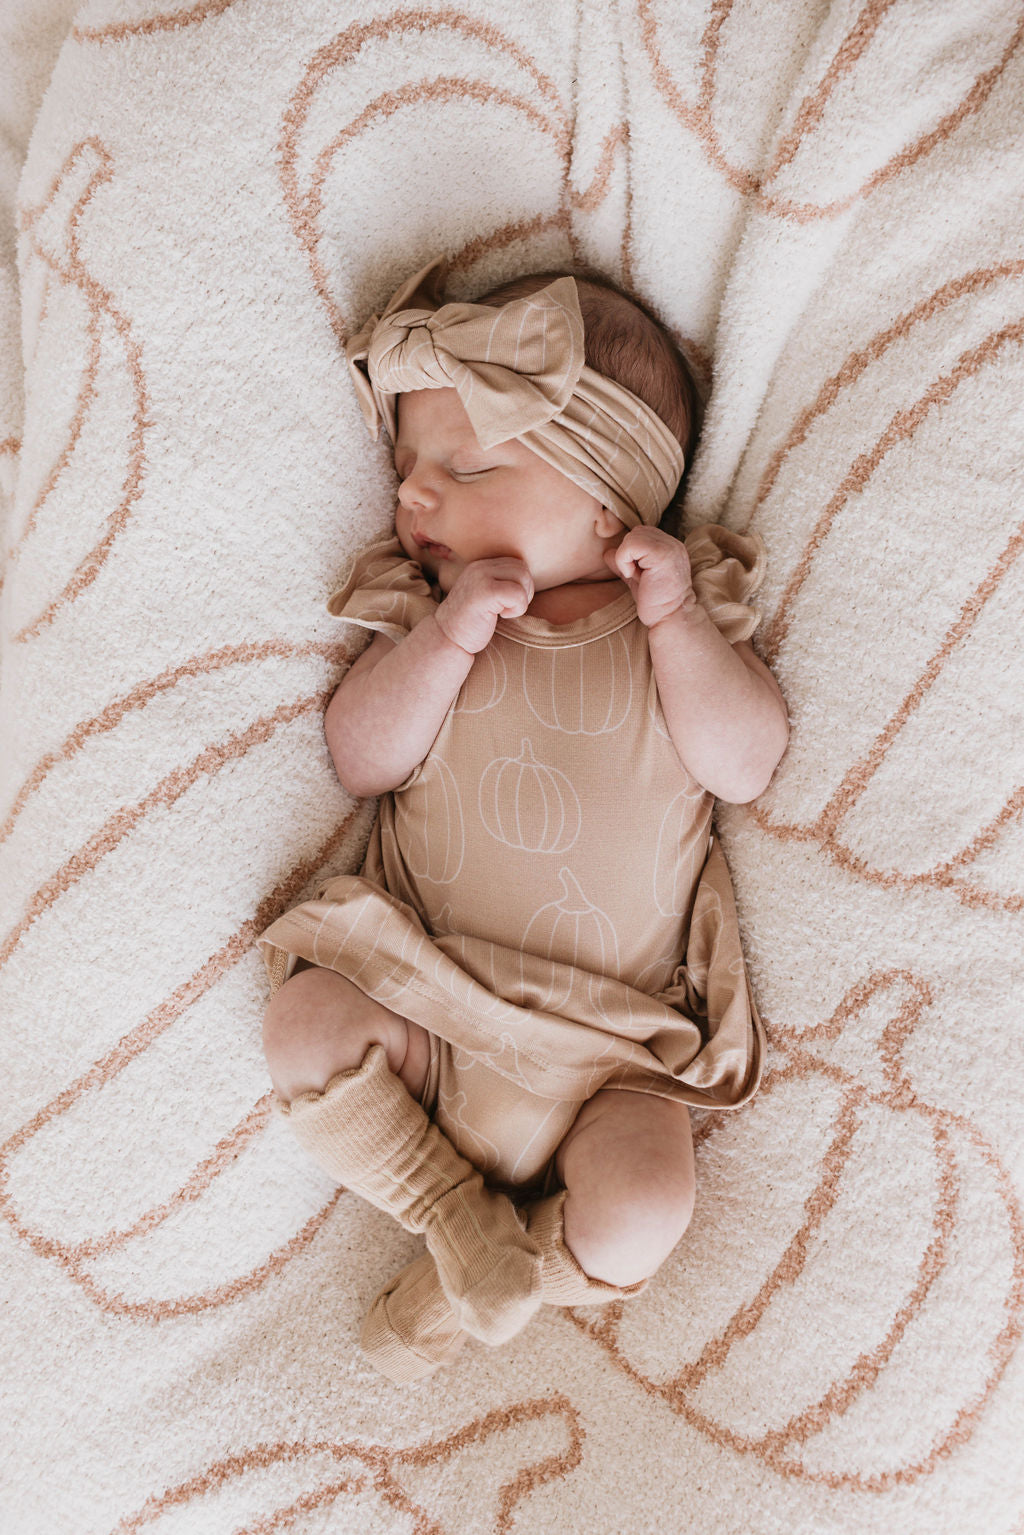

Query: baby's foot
[360,1251,467,1382]
[424,1175,543,1344]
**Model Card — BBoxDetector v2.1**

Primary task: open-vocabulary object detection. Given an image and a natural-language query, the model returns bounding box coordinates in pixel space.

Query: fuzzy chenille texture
[1,3,1022,1533]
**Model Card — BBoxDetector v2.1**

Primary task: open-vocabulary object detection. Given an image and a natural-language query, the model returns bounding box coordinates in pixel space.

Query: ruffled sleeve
[326,535,439,640]
[684,523,765,644]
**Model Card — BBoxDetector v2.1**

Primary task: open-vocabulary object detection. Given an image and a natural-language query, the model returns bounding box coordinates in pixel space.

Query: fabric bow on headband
[345,257,686,529]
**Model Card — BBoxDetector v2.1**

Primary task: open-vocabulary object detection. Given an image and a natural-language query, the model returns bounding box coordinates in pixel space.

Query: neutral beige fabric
[345,256,686,528]
[360,1249,469,1384]
[260,523,766,1185]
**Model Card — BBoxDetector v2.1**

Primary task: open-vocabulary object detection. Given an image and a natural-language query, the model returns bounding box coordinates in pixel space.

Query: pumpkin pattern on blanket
[259,525,768,1160]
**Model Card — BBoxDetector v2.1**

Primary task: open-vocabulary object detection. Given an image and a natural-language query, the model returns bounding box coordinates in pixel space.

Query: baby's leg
[262,964,432,1102]
[262,964,542,1347]
[554,1089,695,1288]
[360,1086,692,1380]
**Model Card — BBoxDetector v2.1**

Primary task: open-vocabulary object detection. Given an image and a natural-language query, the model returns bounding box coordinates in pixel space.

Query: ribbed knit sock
[359,1251,467,1383]
[283,1043,541,1345]
[358,1187,647,1380]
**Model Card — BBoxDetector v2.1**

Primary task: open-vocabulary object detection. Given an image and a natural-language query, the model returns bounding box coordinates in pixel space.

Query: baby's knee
[263,966,340,1054]
[262,967,382,1098]
[567,1174,694,1289]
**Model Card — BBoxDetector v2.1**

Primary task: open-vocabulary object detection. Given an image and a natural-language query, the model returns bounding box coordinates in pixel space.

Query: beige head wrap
[345,257,685,529]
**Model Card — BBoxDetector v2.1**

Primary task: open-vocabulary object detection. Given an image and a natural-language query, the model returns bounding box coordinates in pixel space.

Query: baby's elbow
[716,771,771,806]
[331,749,411,798]
[325,713,383,797]
[332,757,393,799]
[719,724,789,805]
[326,735,377,798]
[334,767,379,800]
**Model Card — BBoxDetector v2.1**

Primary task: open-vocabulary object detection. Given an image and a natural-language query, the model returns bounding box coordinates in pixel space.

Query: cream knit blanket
[2,3,1022,1532]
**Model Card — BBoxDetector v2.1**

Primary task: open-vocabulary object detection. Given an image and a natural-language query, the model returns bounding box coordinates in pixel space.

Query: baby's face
[392,389,624,594]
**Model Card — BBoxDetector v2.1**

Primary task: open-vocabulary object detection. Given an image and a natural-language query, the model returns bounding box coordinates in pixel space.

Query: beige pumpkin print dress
[260,523,767,1189]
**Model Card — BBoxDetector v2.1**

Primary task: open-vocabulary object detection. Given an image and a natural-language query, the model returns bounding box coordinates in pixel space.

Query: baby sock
[359,1187,647,1382]
[283,1043,542,1345]
[360,1250,468,1383]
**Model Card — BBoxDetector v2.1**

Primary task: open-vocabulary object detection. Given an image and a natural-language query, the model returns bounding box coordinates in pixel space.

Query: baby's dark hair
[479,270,701,470]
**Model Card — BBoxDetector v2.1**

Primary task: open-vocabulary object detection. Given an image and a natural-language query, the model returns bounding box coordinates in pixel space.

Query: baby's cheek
[394,511,419,563]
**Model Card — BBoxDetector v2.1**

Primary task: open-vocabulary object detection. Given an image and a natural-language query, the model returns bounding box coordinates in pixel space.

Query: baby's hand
[605,528,696,629]
[435,557,535,653]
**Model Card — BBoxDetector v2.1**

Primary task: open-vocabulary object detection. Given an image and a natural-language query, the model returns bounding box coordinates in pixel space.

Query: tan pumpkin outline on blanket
[278,7,644,328]
[637,0,1024,221]
[4,11,1019,1504]
[110,1394,584,1533]
[12,138,149,643]
[0,641,357,1318]
[565,967,1024,1490]
[739,265,1024,911]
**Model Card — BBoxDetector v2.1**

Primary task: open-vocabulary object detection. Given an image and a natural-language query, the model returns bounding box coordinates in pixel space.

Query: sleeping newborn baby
[259,256,789,1382]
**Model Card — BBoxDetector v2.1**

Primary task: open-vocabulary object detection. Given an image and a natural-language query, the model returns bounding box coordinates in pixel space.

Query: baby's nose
[397,467,439,511]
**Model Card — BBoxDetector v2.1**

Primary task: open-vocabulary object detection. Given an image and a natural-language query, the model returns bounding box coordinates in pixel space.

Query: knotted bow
[345,257,685,529]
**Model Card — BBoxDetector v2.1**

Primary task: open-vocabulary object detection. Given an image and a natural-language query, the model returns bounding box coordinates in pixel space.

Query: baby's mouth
[414,533,452,559]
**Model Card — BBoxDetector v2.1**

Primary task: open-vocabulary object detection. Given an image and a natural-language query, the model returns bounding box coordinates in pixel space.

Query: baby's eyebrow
[392,436,492,468]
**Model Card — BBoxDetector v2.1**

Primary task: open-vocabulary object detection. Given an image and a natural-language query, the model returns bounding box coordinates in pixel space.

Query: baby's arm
[607,529,789,803]
[325,556,534,797]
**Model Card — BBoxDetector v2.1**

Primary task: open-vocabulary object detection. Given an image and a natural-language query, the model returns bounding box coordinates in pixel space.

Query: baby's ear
[595,506,626,538]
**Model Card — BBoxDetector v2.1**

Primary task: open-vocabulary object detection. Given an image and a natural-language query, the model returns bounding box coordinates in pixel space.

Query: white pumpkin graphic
[523,631,633,735]
[653,787,707,916]
[587,971,656,1036]
[401,756,465,884]
[478,738,581,854]
[429,935,514,1022]
[523,867,621,976]
[437,1054,504,1174]
[456,643,507,714]
[444,932,575,1016]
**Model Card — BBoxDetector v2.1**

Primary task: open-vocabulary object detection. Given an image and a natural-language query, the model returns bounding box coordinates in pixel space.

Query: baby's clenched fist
[605,528,696,629]
[434,557,535,654]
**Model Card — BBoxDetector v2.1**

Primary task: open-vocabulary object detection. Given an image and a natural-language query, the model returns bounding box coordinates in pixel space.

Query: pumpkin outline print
[437,1052,506,1176]
[105,1392,584,1532]
[478,737,583,855]
[586,971,663,1038]
[455,640,508,714]
[523,867,621,976]
[653,784,712,917]
[439,930,577,1017]
[400,755,466,885]
[336,891,441,1009]
[564,968,1024,1490]
[740,263,1024,913]
[278,8,586,352]
[12,138,149,645]
[0,622,367,1319]
[427,936,521,1026]
[522,628,634,736]
[0,806,362,1320]
[637,0,1024,222]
